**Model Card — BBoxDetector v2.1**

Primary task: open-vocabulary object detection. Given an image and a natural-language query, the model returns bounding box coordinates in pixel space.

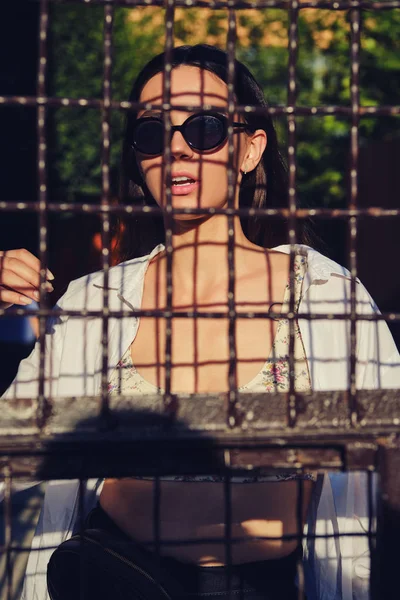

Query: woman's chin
[167,214,213,233]
[158,195,213,214]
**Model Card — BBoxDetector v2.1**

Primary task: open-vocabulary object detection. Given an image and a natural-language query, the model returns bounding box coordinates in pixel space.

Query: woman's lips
[170,180,200,196]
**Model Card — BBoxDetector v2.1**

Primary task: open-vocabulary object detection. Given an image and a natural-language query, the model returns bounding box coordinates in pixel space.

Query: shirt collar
[112,242,350,298]
[273,244,351,280]
[111,243,166,302]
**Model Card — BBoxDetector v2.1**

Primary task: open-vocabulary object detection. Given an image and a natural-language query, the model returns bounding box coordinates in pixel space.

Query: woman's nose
[170,129,193,159]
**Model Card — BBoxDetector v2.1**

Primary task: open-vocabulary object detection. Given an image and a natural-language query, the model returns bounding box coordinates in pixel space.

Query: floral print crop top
[108,254,315,483]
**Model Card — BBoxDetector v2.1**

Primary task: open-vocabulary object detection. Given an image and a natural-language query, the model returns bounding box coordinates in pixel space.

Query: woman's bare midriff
[100,246,314,566]
[100,478,314,565]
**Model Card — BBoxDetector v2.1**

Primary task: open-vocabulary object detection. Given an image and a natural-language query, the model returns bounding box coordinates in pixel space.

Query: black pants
[84,504,303,600]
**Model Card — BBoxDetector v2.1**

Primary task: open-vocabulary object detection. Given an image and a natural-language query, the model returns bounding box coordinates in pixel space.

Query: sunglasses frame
[131,111,249,156]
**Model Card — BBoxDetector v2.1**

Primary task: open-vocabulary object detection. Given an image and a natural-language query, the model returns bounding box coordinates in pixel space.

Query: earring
[243,163,248,175]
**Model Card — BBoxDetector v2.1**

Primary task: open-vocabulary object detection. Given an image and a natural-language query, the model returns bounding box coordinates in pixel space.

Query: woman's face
[134,66,264,221]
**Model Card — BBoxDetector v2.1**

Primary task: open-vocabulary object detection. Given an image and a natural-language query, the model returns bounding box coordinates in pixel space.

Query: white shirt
[2,243,400,600]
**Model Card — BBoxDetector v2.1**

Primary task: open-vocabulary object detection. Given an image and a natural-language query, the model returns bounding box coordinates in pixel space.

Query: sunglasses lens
[133,119,164,155]
[132,114,228,155]
[186,114,226,151]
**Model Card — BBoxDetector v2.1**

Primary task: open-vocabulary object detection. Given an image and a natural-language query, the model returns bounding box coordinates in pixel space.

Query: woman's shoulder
[272,244,352,282]
[275,245,378,314]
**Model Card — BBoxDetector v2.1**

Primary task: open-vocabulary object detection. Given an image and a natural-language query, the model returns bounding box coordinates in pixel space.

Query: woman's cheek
[142,162,163,201]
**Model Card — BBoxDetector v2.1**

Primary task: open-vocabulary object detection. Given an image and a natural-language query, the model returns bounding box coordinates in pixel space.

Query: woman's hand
[0,249,54,309]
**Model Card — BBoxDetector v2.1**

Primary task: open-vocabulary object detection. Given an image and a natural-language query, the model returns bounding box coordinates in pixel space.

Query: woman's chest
[130,312,280,394]
[120,255,308,395]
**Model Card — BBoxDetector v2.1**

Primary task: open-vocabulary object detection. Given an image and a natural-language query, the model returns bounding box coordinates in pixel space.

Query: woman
[1,45,399,600]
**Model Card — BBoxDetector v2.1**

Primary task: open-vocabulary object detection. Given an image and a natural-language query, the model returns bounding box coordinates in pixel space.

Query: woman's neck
[155,215,267,302]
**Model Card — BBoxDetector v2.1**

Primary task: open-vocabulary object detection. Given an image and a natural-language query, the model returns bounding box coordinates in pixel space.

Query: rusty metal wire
[287,0,298,429]
[3,202,400,217]
[20,0,400,9]
[1,98,399,115]
[99,4,113,425]
[3,466,12,600]
[226,7,238,431]
[36,0,50,431]
[162,0,175,408]
[1,0,400,598]
[348,6,361,428]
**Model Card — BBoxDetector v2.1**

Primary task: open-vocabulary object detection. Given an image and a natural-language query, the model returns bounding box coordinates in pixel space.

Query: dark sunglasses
[131,111,249,156]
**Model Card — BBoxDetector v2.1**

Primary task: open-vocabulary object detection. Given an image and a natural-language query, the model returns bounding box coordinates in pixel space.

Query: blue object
[0,302,38,344]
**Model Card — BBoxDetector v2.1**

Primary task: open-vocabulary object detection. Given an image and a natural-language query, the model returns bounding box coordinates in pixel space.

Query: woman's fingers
[0,287,33,309]
[0,249,54,309]
[0,269,48,300]
[0,256,50,291]
[0,249,54,285]
[0,248,53,276]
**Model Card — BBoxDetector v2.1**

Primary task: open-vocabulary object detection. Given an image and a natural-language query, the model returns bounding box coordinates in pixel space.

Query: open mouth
[171,176,196,187]
[169,175,200,195]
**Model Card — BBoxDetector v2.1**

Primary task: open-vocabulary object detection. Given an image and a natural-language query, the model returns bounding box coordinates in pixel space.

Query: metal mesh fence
[1,0,400,599]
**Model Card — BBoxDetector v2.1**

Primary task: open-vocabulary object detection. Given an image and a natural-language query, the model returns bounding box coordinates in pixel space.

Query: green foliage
[49,5,164,196]
[238,9,400,207]
[49,6,400,206]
